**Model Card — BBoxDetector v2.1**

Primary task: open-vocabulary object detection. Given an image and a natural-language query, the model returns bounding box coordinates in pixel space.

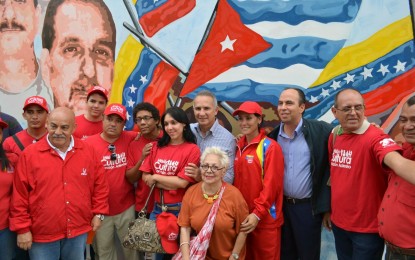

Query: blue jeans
[332,223,384,260]
[29,233,87,260]
[0,227,16,260]
[149,203,181,260]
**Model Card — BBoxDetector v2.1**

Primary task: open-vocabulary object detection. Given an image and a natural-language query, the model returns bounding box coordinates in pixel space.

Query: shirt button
[68,219,71,222]
[66,201,69,204]
[387,195,390,198]
[381,208,384,212]
[380,222,383,225]
[395,182,398,186]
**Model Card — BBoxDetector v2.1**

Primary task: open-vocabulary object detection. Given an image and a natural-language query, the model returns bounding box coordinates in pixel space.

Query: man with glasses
[73,86,108,140]
[10,107,109,259]
[125,102,162,260]
[329,88,415,259]
[86,103,138,260]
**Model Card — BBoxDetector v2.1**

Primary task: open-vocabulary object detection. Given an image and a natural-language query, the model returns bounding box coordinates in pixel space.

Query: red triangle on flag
[180,0,271,96]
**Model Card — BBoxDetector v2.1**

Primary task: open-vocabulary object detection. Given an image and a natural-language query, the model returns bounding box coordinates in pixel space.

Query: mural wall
[1,0,414,139]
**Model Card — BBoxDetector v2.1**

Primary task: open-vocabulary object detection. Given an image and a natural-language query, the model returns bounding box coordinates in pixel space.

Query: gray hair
[200,146,229,170]
[194,90,218,108]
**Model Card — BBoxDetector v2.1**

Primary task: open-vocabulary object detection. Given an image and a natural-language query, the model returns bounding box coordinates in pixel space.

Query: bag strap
[327,125,341,187]
[138,184,156,217]
[12,134,25,151]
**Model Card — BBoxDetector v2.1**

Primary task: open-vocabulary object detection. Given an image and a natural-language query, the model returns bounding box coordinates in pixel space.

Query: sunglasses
[108,144,117,161]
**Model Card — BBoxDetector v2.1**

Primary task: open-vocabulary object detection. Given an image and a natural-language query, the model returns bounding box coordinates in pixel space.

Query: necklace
[202,183,222,204]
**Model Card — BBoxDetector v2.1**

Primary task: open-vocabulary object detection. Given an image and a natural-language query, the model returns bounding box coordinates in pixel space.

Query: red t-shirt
[3,130,47,166]
[329,125,402,233]
[378,142,415,248]
[86,131,137,215]
[127,132,162,212]
[0,163,14,229]
[73,115,103,140]
[139,142,200,204]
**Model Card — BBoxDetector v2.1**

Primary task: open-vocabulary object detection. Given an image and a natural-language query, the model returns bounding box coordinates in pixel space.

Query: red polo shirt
[378,142,415,248]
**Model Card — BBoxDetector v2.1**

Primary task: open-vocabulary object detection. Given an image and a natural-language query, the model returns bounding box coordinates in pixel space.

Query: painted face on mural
[0,0,39,55]
[42,0,115,116]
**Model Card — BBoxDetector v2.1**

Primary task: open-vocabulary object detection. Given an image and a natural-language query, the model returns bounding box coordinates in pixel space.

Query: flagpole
[174,0,220,107]
[123,22,186,75]
[122,0,144,36]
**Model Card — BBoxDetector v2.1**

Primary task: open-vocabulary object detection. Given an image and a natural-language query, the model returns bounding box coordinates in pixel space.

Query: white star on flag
[140,75,148,85]
[344,73,355,84]
[330,80,341,90]
[360,67,373,80]
[393,60,406,73]
[309,95,319,103]
[377,64,390,76]
[321,88,330,97]
[126,111,131,121]
[129,84,137,94]
[220,35,237,52]
[127,99,135,108]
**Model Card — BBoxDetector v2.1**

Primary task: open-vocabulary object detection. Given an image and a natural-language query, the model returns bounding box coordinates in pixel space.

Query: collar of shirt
[46,134,74,160]
[193,119,220,138]
[337,120,370,135]
[278,118,303,139]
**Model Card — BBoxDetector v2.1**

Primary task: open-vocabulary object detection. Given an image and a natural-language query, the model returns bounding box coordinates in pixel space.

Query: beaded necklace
[202,183,222,204]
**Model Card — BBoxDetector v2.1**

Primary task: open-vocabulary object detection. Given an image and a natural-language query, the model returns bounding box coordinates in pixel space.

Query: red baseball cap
[23,96,49,112]
[0,118,8,129]
[87,86,109,102]
[156,212,179,254]
[104,103,127,121]
[232,101,262,116]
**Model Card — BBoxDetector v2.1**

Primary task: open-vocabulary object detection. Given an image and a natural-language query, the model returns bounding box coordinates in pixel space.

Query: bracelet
[180,241,190,247]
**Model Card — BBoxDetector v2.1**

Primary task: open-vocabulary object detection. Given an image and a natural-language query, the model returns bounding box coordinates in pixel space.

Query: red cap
[232,101,262,116]
[23,96,49,112]
[156,212,179,254]
[104,103,126,121]
[0,118,8,129]
[87,86,109,102]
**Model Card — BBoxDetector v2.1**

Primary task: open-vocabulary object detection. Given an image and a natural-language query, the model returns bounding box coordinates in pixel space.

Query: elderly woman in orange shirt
[176,146,249,260]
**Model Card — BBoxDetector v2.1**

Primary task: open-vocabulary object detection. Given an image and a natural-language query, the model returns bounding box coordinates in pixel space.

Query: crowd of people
[1,87,415,260]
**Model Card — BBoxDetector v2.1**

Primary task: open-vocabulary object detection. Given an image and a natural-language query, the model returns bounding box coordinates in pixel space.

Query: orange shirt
[178,182,249,260]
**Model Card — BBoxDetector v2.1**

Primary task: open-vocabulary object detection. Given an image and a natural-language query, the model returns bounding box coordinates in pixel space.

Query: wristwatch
[232,253,239,259]
[95,214,105,221]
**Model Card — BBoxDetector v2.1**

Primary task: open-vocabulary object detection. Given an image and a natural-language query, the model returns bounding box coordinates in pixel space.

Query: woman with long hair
[0,118,16,260]
[140,107,200,259]
[233,101,285,259]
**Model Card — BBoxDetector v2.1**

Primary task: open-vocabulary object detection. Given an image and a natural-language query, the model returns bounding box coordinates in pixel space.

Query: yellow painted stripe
[132,0,137,5]
[311,16,413,87]
[110,35,144,103]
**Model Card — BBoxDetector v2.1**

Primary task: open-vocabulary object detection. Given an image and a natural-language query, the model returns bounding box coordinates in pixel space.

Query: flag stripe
[312,16,412,86]
[111,35,143,104]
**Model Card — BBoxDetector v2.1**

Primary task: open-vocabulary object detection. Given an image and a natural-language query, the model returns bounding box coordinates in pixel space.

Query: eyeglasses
[200,164,224,173]
[134,116,153,123]
[108,144,117,161]
[335,105,365,114]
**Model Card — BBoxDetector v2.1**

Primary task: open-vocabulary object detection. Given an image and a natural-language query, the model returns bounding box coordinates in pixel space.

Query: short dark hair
[158,107,196,147]
[283,87,307,105]
[406,95,415,107]
[34,0,38,6]
[333,88,363,108]
[42,0,116,53]
[132,102,160,122]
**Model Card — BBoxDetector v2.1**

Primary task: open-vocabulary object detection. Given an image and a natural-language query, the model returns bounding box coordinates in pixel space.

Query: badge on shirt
[245,155,254,164]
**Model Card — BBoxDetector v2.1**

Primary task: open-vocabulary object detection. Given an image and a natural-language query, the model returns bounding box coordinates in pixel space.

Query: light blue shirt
[191,120,236,184]
[277,119,312,199]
